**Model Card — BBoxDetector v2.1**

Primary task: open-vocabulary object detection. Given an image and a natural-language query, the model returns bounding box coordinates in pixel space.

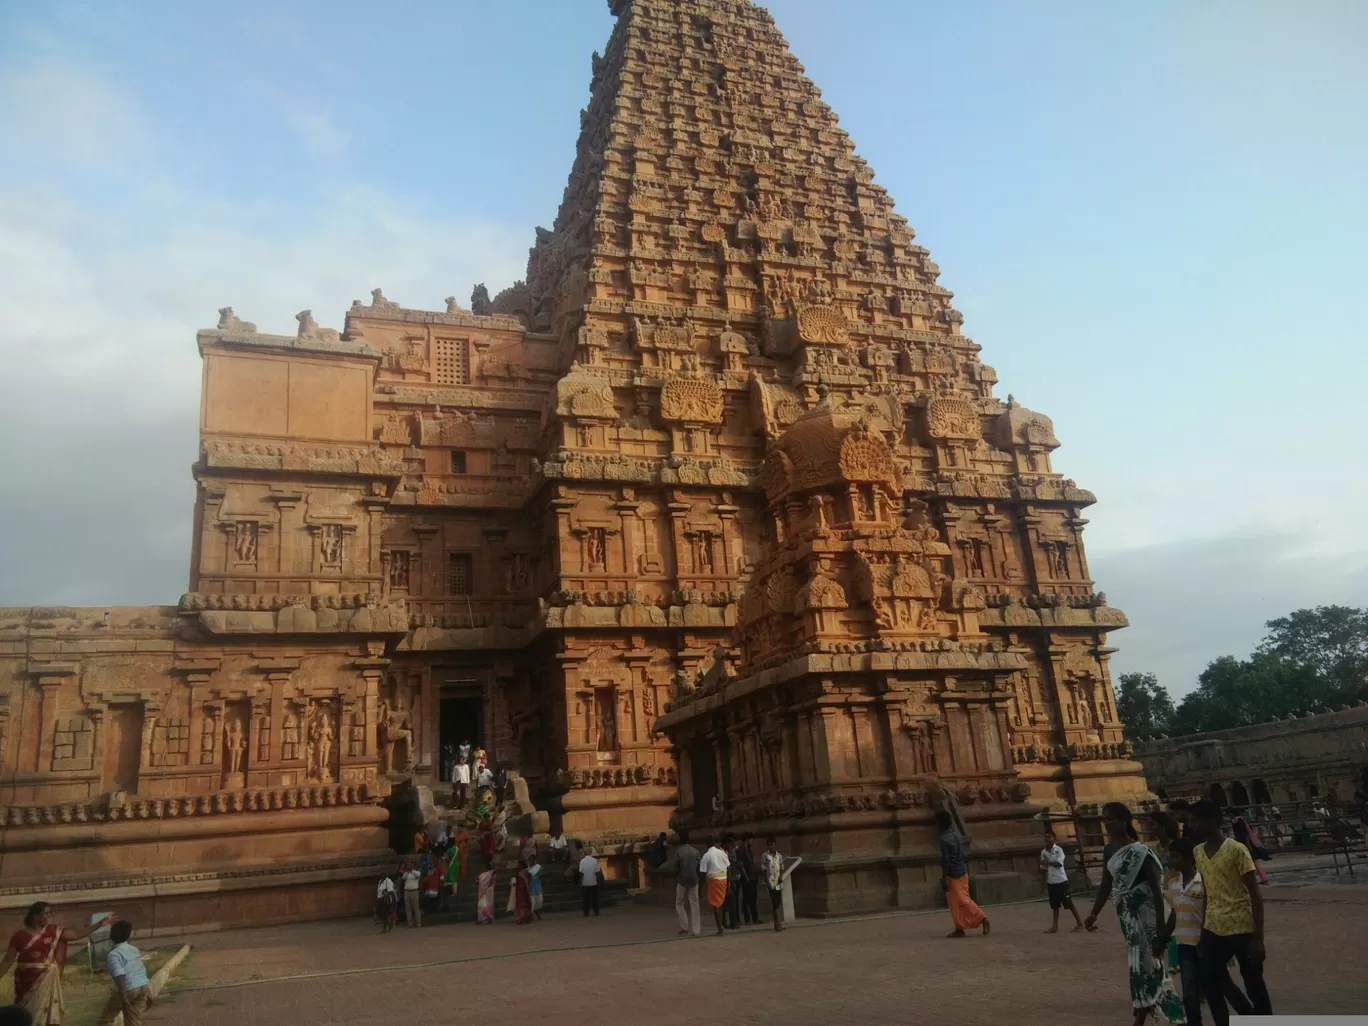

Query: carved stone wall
[1,0,1148,922]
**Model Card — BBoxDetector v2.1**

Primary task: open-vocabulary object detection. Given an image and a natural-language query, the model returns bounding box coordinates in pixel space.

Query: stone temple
[0,0,1148,928]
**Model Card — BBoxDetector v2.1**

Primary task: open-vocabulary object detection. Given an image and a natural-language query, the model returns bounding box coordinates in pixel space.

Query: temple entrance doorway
[102,704,144,795]
[439,685,482,782]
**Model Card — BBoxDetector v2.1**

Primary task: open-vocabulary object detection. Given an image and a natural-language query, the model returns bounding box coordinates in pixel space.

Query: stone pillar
[614,496,641,579]
[269,492,303,581]
[667,501,690,581]
[413,525,439,602]
[716,499,739,578]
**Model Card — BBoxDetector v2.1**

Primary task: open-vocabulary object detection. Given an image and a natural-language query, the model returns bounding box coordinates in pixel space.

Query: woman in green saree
[1085,802,1187,1025]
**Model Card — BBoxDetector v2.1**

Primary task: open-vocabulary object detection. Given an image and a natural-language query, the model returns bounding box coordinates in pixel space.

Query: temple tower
[527,0,1146,859]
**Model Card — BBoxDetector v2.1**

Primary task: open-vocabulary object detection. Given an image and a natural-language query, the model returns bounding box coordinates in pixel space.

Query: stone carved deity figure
[225,719,246,775]
[595,689,618,753]
[587,528,607,567]
[378,698,413,775]
[320,524,344,566]
[308,705,335,782]
[233,521,258,563]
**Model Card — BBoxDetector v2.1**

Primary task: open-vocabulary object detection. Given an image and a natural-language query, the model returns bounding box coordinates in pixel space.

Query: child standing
[99,921,154,1026]
[1039,828,1083,932]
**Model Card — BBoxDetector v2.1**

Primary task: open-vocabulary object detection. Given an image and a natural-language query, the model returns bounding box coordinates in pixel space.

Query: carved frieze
[659,377,724,423]
[926,397,981,440]
[795,304,850,346]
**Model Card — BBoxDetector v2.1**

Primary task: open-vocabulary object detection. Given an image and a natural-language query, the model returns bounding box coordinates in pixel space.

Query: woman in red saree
[0,902,112,1025]
[514,860,534,925]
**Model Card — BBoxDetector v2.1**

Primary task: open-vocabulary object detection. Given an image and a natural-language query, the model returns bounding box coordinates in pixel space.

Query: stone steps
[403,871,630,925]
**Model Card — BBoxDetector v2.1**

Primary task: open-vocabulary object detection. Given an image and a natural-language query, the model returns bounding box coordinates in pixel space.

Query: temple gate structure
[0,0,1149,929]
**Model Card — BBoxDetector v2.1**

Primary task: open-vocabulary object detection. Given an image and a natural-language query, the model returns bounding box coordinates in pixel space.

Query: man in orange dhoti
[698,840,731,938]
[937,810,991,938]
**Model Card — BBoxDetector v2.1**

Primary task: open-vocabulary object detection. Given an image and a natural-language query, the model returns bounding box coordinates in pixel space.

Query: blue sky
[0,1,1364,696]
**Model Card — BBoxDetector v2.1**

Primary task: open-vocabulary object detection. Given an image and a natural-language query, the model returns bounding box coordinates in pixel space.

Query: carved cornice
[1,779,391,829]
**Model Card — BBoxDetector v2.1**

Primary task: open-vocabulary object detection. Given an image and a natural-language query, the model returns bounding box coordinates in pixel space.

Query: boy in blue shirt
[100,921,153,1026]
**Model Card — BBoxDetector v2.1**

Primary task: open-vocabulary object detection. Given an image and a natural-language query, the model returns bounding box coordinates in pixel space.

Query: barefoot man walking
[938,809,990,938]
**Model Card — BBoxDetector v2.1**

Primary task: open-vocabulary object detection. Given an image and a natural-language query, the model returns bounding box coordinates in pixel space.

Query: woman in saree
[444,840,461,898]
[526,853,544,920]
[1085,802,1187,1025]
[476,862,497,925]
[0,902,113,1025]
[513,860,534,925]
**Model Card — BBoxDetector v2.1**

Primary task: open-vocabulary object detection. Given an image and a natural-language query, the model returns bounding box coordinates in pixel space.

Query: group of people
[931,797,1275,1025]
[443,740,500,810]
[1085,799,1274,1025]
[379,825,546,930]
[656,831,788,937]
[1,902,154,1026]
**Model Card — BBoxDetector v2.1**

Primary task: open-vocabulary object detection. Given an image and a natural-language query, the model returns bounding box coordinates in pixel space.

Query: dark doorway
[439,692,483,782]
[1252,779,1272,805]
[1230,780,1250,807]
[689,739,718,817]
[1208,782,1229,808]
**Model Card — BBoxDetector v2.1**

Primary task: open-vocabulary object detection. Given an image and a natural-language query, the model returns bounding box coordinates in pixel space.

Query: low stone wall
[1135,705,1368,806]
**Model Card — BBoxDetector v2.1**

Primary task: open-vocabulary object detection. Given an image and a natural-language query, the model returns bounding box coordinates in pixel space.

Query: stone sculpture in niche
[378,698,412,775]
[307,703,335,783]
[233,521,258,563]
[225,719,245,775]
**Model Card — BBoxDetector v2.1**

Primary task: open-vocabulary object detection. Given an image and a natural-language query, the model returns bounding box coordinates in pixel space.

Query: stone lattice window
[52,716,94,770]
[200,714,218,764]
[348,707,366,757]
[151,717,189,767]
[281,712,301,761]
[256,713,271,762]
[450,450,467,475]
[449,553,473,596]
[433,338,469,385]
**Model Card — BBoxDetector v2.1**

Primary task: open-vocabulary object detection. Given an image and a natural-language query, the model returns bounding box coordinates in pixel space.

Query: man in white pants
[665,829,703,936]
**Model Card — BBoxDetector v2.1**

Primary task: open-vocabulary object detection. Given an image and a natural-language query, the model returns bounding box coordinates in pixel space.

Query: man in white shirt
[698,839,731,937]
[102,920,153,1026]
[476,763,495,790]
[578,848,603,917]
[548,829,570,864]
[1039,829,1082,933]
[376,872,397,932]
[402,862,423,928]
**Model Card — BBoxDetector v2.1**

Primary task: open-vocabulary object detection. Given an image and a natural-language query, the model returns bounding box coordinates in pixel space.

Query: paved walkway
[153,885,1367,1025]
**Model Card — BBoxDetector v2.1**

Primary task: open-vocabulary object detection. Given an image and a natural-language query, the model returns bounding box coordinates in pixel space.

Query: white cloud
[284,105,348,159]
[0,66,529,606]
[1094,532,1368,698]
[0,62,148,166]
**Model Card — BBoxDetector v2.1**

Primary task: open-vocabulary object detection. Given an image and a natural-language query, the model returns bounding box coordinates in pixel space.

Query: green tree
[1114,672,1176,739]
[1259,605,1368,699]
[1170,651,1336,735]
